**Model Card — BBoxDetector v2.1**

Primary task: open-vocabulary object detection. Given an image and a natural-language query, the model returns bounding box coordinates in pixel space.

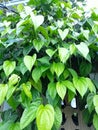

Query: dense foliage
[0,0,98,129]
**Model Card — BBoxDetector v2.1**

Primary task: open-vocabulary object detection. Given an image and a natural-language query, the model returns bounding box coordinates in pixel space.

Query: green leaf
[58,47,70,63]
[73,77,88,97]
[82,30,89,40]
[75,42,89,59]
[48,82,57,100]
[24,54,36,71]
[79,61,92,76]
[54,106,62,129]
[33,39,44,52]
[22,82,32,100]
[51,62,65,77]
[58,29,69,40]
[30,79,42,93]
[6,86,16,100]
[46,49,56,57]
[19,62,28,75]
[93,95,98,114]
[20,99,41,129]
[32,67,42,83]
[70,44,76,55]
[3,60,16,77]
[31,14,44,30]
[56,81,67,100]
[87,93,95,113]
[93,114,98,130]
[68,68,78,78]
[32,66,49,83]
[9,122,21,130]
[36,104,54,130]
[63,80,76,94]
[86,78,96,93]
[0,84,8,105]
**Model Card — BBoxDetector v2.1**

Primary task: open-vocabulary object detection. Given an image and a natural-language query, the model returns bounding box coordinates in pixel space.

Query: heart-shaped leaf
[56,81,67,100]
[58,29,69,40]
[73,77,88,97]
[58,47,70,63]
[36,104,54,130]
[33,39,44,52]
[3,60,16,77]
[75,42,89,59]
[51,62,65,77]
[31,14,44,30]
[20,99,41,129]
[24,54,36,71]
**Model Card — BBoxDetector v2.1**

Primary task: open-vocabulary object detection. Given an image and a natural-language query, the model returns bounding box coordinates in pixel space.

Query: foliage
[0,0,98,129]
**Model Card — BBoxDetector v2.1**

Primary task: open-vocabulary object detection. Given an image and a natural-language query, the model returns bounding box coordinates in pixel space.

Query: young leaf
[58,29,69,40]
[0,84,8,105]
[36,104,54,130]
[54,106,62,129]
[75,42,89,59]
[48,82,57,99]
[3,60,16,77]
[20,99,41,129]
[93,114,98,130]
[24,54,36,71]
[9,74,20,86]
[73,77,88,97]
[58,47,70,63]
[56,81,67,100]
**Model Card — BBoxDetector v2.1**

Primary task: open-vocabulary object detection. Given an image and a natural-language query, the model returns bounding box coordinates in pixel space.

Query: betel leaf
[73,77,88,97]
[51,62,65,77]
[58,29,69,40]
[36,104,54,130]
[6,86,16,100]
[0,84,8,105]
[93,114,98,130]
[93,95,98,114]
[82,29,89,40]
[58,47,70,63]
[24,54,36,71]
[63,80,76,94]
[47,82,57,99]
[31,13,44,30]
[20,99,41,129]
[32,65,49,83]
[46,49,56,57]
[22,82,32,100]
[30,79,42,93]
[54,106,62,129]
[87,93,95,113]
[9,74,20,86]
[3,60,16,77]
[75,42,89,59]
[56,81,67,100]
[33,39,44,52]
[9,122,21,130]
[86,78,96,93]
